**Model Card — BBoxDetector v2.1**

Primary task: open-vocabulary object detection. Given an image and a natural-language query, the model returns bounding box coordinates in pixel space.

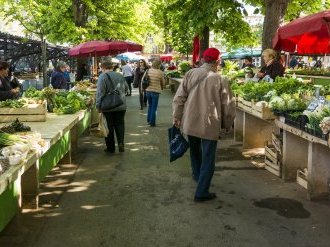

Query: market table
[0,109,91,232]
[275,119,330,200]
[234,105,276,149]
[169,77,183,93]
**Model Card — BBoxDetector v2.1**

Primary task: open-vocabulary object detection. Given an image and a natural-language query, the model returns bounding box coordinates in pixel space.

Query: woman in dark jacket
[257,48,284,81]
[133,59,150,110]
[51,62,67,89]
[0,61,21,101]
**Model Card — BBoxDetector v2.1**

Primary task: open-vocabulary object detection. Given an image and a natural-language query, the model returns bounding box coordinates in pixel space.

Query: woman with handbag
[145,59,165,127]
[133,59,150,110]
[96,60,129,153]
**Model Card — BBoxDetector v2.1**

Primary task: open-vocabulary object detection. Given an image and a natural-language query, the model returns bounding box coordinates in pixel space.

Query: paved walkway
[1,88,330,247]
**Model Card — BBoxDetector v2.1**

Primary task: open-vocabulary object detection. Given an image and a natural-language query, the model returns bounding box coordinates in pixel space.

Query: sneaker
[194,193,216,202]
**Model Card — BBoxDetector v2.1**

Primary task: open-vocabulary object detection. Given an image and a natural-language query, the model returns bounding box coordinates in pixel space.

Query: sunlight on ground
[251,160,265,168]
[242,148,265,157]
[33,212,63,218]
[66,180,97,193]
[129,145,158,151]
[129,133,148,136]
[81,204,113,210]
[39,191,63,196]
[82,141,103,147]
[125,142,140,145]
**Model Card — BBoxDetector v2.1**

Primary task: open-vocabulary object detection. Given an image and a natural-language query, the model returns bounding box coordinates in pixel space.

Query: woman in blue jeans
[145,59,165,127]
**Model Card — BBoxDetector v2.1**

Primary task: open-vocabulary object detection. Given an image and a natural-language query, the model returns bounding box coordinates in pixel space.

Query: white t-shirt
[122,64,133,77]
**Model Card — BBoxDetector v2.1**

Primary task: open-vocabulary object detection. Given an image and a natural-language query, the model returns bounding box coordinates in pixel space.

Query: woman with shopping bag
[96,60,129,153]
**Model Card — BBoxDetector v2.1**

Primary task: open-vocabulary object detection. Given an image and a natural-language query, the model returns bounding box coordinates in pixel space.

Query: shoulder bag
[100,73,124,111]
[141,69,150,89]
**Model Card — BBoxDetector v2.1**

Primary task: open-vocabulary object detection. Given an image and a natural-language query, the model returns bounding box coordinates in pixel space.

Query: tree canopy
[0,0,328,56]
[0,0,154,45]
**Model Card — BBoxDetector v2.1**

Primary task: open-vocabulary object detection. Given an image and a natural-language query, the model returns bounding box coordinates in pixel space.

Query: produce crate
[296,169,308,189]
[0,103,47,122]
[264,144,281,177]
[272,133,282,154]
[236,96,275,119]
[236,96,252,113]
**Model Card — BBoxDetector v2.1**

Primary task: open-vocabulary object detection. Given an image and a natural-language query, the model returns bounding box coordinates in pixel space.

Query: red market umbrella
[273,10,330,54]
[68,40,113,57]
[68,40,143,57]
[107,40,143,55]
[160,54,173,61]
[192,35,200,64]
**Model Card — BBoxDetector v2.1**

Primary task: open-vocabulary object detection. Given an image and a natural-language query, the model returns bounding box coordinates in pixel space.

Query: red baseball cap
[203,48,221,62]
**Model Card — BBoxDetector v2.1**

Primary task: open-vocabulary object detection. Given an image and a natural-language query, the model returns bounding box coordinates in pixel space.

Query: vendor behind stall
[257,48,284,82]
[51,62,67,89]
[0,61,21,101]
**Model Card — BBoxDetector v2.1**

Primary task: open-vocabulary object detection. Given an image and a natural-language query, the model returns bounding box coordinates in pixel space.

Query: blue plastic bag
[168,126,189,162]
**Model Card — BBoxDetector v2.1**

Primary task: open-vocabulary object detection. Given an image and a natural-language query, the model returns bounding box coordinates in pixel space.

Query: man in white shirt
[121,61,133,96]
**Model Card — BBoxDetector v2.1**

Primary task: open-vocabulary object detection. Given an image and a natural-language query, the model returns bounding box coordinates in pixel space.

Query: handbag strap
[142,69,149,80]
[188,67,210,93]
[104,72,119,93]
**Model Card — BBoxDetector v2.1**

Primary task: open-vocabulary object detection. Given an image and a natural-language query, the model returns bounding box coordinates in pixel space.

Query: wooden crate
[272,133,282,154]
[251,102,275,120]
[264,144,281,177]
[296,169,308,189]
[236,96,252,113]
[0,103,46,122]
[236,96,275,119]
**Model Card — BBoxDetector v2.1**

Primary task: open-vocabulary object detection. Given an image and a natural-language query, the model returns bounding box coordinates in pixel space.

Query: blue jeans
[146,91,160,126]
[188,135,218,197]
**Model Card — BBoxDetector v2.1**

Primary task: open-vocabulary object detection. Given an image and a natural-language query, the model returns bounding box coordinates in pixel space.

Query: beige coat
[172,63,236,140]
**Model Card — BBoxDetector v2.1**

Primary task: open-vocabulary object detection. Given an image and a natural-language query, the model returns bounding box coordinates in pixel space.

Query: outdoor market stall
[0,109,91,232]
[0,86,94,232]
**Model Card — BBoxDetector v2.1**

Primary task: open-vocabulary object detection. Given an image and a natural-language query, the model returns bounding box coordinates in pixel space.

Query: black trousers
[124,76,133,94]
[103,110,126,152]
[139,85,147,108]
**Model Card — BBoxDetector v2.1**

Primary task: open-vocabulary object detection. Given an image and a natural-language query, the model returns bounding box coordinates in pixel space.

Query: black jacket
[260,60,284,80]
[0,77,18,101]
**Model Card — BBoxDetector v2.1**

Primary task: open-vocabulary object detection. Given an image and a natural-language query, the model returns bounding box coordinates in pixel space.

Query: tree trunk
[164,44,171,54]
[72,0,89,80]
[72,0,88,27]
[262,0,289,51]
[199,26,210,58]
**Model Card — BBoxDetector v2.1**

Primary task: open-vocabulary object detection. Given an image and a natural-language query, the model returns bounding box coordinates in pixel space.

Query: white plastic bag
[90,113,109,138]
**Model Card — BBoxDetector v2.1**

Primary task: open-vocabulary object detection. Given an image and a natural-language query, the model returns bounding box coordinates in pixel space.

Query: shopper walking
[121,60,133,96]
[96,60,129,153]
[172,48,236,202]
[133,59,149,110]
[145,59,165,127]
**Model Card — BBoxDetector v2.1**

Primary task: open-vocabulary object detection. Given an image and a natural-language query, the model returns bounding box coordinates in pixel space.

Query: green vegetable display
[23,87,43,99]
[0,132,28,147]
[53,91,88,114]
[0,99,25,108]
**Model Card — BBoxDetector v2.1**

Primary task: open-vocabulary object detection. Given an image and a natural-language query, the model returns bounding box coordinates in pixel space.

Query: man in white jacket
[172,48,236,202]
